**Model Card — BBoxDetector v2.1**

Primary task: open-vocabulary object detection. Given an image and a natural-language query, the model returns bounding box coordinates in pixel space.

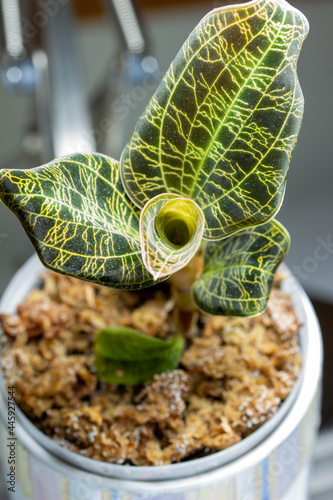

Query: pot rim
[0,255,323,491]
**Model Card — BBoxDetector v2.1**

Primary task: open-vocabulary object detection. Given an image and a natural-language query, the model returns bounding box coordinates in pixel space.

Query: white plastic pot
[0,256,323,500]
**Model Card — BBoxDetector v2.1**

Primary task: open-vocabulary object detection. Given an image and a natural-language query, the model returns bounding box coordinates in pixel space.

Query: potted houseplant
[0,0,322,498]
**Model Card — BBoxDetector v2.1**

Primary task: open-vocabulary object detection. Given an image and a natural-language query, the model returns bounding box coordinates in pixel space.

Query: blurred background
[0,0,332,498]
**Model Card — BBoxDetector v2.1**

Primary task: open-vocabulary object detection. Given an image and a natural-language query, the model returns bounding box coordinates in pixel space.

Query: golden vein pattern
[120,0,309,240]
[192,219,290,316]
[0,153,158,289]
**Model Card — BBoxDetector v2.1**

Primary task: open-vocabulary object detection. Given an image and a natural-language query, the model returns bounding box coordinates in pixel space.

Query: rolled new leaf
[0,153,158,289]
[95,327,185,385]
[121,0,309,240]
[192,220,290,316]
[140,194,205,280]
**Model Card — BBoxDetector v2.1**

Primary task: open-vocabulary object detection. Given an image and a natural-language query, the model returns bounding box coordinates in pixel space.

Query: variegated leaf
[120,0,309,240]
[0,153,159,289]
[192,219,290,316]
[140,194,205,280]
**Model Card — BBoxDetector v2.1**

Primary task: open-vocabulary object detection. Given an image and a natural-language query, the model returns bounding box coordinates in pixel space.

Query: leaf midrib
[126,0,268,204]
[193,5,290,205]
[179,1,274,194]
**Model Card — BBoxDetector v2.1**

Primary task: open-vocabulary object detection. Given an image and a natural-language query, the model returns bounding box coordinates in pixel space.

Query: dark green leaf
[192,220,290,316]
[0,153,159,289]
[95,330,185,385]
[120,0,309,239]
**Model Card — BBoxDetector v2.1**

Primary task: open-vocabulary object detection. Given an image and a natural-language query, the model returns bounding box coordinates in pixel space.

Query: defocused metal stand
[0,0,159,162]
[100,0,159,156]
[43,1,95,158]
[0,0,95,161]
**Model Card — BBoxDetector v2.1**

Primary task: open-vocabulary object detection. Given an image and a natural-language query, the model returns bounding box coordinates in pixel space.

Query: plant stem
[168,252,203,336]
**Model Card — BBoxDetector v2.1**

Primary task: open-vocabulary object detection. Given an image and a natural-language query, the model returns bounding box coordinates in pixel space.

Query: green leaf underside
[140,194,205,279]
[0,153,159,289]
[192,219,290,316]
[120,0,309,240]
[95,328,185,385]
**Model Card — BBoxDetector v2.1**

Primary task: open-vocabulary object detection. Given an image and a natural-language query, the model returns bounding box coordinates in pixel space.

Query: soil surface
[0,269,301,466]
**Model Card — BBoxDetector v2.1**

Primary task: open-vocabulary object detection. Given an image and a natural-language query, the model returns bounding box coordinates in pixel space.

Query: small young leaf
[120,0,309,240]
[95,329,185,385]
[95,326,177,360]
[0,153,159,289]
[140,194,205,280]
[192,220,290,317]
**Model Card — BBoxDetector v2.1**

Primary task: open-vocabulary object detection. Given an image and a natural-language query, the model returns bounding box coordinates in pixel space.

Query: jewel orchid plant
[0,0,308,384]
